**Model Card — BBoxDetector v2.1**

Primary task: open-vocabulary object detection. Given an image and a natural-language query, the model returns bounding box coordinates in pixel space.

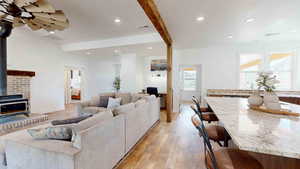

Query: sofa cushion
[135,99,147,108]
[115,93,132,105]
[27,126,73,141]
[89,95,101,107]
[131,93,148,102]
[143,95,156,102]
[107,97,121,109]
[112,103,135,116]
[99,93,115,107]
[82,107,107,115]
[73,110,114,132]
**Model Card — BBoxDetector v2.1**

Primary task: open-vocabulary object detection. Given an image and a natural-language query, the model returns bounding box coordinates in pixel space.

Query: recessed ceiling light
[290,30,297,33]
[227,35,233,39]
[49,31,55,34]
[196,16,205,22]
[86,52,91,55]
[114,49,119,53]
[246,18,255,23]
[147,47,153,50]
[114,18,121,23]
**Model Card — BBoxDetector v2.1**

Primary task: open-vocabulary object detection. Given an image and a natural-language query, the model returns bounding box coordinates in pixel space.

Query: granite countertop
[208,92,300,98]
[206,97,300,159]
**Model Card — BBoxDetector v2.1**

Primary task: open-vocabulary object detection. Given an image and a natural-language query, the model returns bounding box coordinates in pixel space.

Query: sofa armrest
[4,137,80,169]
[5,136,80,156]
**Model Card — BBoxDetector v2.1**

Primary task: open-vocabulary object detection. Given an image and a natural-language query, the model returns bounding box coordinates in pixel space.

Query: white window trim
[239,51,298,91]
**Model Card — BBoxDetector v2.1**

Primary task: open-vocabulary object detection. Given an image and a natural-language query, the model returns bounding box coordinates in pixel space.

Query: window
[183,68,197,91]
[239,54,262,89]
[239,52,295,90]
[269,53,293,90]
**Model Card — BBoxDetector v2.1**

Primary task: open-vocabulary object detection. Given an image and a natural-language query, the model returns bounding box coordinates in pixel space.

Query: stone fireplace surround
[0,70,49,134]
[6,70,35,99]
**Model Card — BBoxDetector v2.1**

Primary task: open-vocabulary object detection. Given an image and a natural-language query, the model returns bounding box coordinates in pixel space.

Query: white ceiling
[26,0,300,55]
[155,0,300,49]
[49,0,156,44]
[69,42,166,59]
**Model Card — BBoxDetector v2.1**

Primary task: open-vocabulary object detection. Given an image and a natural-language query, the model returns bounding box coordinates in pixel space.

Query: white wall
[118,53,145,93]
[7,28,90,114]
[84,54,121,96]
[143,56,167,93]
[172,42,300,112]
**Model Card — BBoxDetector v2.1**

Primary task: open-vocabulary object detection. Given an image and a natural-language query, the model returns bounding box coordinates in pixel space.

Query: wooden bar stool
[191,113,229,147]
[191,116,264,169]
[192,96,218,123]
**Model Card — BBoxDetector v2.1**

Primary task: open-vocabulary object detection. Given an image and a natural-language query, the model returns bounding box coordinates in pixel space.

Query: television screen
[151,59,167,71]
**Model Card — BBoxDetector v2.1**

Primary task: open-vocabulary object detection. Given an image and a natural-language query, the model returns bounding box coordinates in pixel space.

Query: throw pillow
[99,95,110,107]
[27,126,73,141]
[98,93,115,107]
[51,114,93,126]
[107,97,121,109]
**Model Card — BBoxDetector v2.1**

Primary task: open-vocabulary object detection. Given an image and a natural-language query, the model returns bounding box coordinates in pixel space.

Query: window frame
[238,51,297,90]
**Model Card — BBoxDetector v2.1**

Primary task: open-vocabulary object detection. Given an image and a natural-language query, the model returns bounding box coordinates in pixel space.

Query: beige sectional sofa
[77,92,147,116]
[0,94,160,169]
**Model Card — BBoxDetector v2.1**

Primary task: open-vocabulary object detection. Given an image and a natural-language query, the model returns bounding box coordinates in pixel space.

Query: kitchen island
[206,97,300,169]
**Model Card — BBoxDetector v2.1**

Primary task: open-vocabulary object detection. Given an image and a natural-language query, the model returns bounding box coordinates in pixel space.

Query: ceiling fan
[0,0,70,96]
[0,0,69,31]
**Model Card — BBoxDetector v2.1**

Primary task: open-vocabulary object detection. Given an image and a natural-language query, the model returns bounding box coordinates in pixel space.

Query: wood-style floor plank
[115,106,206,169]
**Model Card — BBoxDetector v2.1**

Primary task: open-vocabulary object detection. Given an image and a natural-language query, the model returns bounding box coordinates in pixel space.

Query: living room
[0,0,300,169]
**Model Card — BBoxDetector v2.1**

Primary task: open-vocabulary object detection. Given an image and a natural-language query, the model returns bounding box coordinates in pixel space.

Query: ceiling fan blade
[0,14,8,19]
[24,0,55,13]
[13,17,25,27]
[34,16,69,28]
[32,10,68,22]
[23,19,42,30]
[32,18,65,30]
[14,0,37,8]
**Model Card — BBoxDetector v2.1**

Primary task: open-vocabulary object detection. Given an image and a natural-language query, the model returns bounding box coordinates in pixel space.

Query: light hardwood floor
[116,105,207,169]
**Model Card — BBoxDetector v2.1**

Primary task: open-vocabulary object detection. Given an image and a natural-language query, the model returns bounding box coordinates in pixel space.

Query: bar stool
[191,112,229,147]
[191,116,264,169]
[192,96,218,123]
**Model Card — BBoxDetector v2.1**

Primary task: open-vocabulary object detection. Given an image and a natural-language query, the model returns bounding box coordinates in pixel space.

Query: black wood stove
[0,21,30,118]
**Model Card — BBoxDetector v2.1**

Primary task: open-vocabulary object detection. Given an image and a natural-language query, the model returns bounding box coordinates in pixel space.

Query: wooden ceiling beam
[138,0,173,123]
[137,0,172,46]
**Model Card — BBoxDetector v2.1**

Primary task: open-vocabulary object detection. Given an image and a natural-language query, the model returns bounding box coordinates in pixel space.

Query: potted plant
[113,77,121,92]
[256,72,281,110]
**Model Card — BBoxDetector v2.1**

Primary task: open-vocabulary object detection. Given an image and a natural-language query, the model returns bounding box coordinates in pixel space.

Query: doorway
[178,64,202,112]
[64,67,84,104]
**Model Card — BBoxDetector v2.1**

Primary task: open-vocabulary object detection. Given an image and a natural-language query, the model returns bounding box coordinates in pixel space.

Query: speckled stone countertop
[207,89,300,98]
[206,97,300,159]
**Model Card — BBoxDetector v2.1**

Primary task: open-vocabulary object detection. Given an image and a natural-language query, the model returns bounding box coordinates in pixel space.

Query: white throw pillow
[107,97,121,109]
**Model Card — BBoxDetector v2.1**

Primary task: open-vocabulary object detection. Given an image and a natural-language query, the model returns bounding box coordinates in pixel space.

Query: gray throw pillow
[27,126,73,141]
[99,95,110,107]
[51,115,93,126]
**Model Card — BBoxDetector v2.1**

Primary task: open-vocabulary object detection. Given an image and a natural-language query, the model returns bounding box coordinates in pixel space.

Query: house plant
[256,72,281,110]
[113,77,121,92]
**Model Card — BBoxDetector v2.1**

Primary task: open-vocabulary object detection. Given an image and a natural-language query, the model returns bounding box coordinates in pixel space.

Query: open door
[178,65,202,111]
[64,67,83,104]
